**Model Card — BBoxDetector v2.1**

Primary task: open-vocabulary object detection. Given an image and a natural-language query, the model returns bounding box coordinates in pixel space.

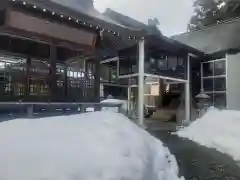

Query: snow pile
[0,112,183,180]
[101,99,128,114]
[177,107,240,161]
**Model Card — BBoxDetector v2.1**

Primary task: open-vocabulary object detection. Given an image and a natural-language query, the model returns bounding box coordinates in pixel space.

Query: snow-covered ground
[0,112,183,180]
[177,107,240,162]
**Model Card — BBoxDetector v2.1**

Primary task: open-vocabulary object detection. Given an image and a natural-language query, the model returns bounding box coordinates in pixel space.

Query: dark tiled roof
[103,9,162,36]
[13,0,145,38]
[172,18,240,54]
[103,9,204,56]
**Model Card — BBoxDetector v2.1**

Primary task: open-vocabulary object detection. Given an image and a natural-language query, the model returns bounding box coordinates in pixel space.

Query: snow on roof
[177,107,240,162]
[0,112,183,180]
[101,98,126,105]
[172,18,240,54]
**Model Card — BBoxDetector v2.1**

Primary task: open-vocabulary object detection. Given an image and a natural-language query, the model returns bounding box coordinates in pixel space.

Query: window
[178,57,184,66]
[201,59,227,108]
[167,56,177,70]
[14,83,25,96]
[57,80,64,87]
[4,83,11,93]
[214,60,225,76]
[214,93,226,109]
[203,62,213,77]
[214,77,226,91]
[30,84,37,94]
[158,59,166,69]
[150,58,156,64]
[203,78,213,92]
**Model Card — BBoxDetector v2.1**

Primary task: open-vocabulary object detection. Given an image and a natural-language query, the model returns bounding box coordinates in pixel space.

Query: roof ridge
[173,16,240,37]
[104,8,148,28]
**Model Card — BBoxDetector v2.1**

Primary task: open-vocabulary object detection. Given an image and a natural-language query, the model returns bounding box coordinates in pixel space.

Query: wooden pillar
[138,38,145,127]
[25,58,30,101]
[158,78,165,108]
[185,54,191,122]
[49,45,57,101]
[27,104,34,118]
[94,58,100,101]
[94,58,101,111]
[64,65,68,102]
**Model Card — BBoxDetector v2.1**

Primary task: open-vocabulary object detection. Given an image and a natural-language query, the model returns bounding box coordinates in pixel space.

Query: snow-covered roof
[172,18,240,55]
[103,9,162,36]
[102,9,204,56]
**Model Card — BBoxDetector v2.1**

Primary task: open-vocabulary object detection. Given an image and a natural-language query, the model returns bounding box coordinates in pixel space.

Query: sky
[94,0,195,37]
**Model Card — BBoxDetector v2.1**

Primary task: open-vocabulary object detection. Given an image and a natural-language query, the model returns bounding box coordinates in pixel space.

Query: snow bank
[101,99,128,114]
[0,112,183,180]
[101,99,128,110]
[177,107,240,161]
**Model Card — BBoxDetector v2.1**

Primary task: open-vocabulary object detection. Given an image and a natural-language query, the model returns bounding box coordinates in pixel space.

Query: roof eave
[12,0,146,38]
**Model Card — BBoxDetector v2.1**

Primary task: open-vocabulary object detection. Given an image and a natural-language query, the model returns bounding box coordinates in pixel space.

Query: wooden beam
[6,10,97,47]
[1,28,94,52]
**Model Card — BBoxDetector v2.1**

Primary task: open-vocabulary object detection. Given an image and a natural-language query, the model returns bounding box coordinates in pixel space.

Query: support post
[79,104,85,113]
[64,65,68,102]
[94,58,101,111]
[117,58,120,77]
[185,54,191,122]
[137,38,145,127]
[25,58,30,101]
[158,78,165,108]
[225,53,229,109]
[27,104,34,118]
[127,87,131,113]
[49,44,57,101]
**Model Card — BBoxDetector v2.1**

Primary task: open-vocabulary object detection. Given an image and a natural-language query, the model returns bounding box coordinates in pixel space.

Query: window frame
[201,58,227,109]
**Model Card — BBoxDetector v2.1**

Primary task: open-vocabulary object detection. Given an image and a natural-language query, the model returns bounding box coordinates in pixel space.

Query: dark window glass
[178,57,184,66]
[158,59,166,69]
[144,62,151,72]
[214,77,226,91]
[167,56,177,70]
[110,67,117,82]
[119,65,133,75]
[203,62,213,77]
[131,65,138,73]
[203,78,213,91]
[214,60,226,76]
[150,58,156,64]
[100,65,110,82]
[214,93,226,109]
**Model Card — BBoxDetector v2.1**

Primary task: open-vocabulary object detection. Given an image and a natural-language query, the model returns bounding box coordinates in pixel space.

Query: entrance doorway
[153,79,185,123]
[120,74,191,126]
